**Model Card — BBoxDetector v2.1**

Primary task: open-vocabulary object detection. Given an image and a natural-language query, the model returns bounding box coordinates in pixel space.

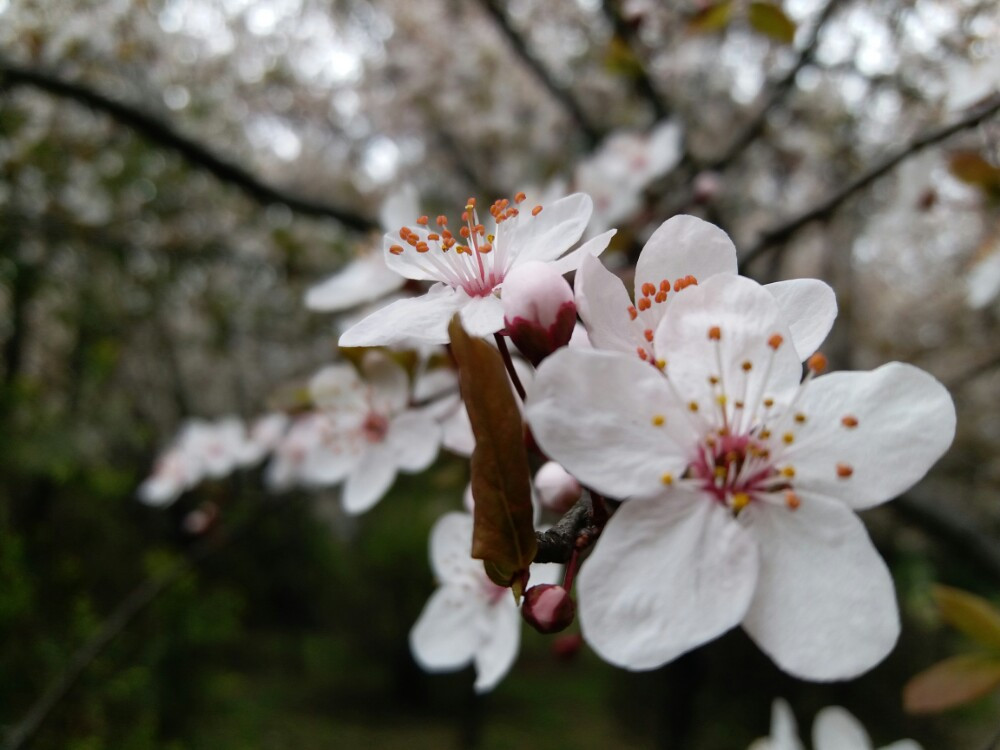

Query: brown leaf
[448,316,537,595]
[904,653,1000,714]
[689,1,733,33]
[949,151,1000,196]
[933,585,1000,652]
[748,2,797,44]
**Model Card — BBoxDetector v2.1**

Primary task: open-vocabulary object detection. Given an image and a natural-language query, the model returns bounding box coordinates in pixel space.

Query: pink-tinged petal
[812,707,873,750]
[309,364,367,412]
[458,293,506,338]
[765,279,837,360]
[526,348,693,499]
[635,215,737,294]
[388,410,441,472]
[305,252,406,312]
[653,274,801,418]
[410,584,488,672]
[574,253,643,355]
[578,490,757,670]
[429,512,482,584]
[546,229,616,276]
[787,362,956,510]
[339,285,463,347]
[473,599,521,693]
[741,495,900,681]
[383,231,439,281]
[362,351,410,415]
[341,445,398,514]
[510,193,593,263]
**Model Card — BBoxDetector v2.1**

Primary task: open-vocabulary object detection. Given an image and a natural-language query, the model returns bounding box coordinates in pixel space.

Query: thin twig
[946,350,1000,391]
[534,496,599,564]
[705,0,847,171]
[479,0,602,148]
[0,59,377,232]
[493,333,527,401]
[599,0,670,120]
[739,94,1000,271]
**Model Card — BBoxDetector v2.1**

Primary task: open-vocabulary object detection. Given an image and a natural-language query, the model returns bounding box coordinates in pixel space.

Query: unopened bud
[521,584,576,634]
[551,633,584,660]
[502,262,577,365]
[534,462,582,514]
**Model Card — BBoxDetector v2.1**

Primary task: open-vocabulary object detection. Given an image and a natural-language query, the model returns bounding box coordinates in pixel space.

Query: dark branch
[705,0,847,171]
[479,0,602,149]
[599,0,670,120]
[0,59,378,232]
[946,349,1000,391]
[739,93,1000,271]
[534,495,601,564]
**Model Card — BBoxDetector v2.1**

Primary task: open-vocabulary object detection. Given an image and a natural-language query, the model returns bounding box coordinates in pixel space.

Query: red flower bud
[502,262,577,365]
[521,584,576,634]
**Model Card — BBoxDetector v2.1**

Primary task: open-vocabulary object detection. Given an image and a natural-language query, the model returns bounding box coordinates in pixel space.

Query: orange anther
[673,279,682,292]
[688,401,699,412]
[461,211,469,222]
[794,413,806,423]
[637,347,649,361]
[644,329,654,342]
[709,375,719,385]
[417,215,429,225]
[436,215,448,226]
[515,191,526,203]
[389,244,404,255]
[427,233,440,241]
[460,226,471,238]
[641,282,656,297]
[399,227,412,239]
[808,352,828,373]
[741,360,752,372]
[708,326,721,341]
[654,291,667,303]
[836,462,853,478]
[841,415,859,428]
[443,237,456,249]
[406,235,418,247]
[768,334,784,350]
[415,241,429,253]
[785,491,801,510]
[627,305,638,321]
[659,280,670,292]
[479,243,493,254]
[637,297,652,312]
[475,224,485,235]
[763,398,774,407]
[532,205,543,216]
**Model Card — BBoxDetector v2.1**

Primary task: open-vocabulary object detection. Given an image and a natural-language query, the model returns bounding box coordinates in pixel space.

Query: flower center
[690,432,788,514]
[362,412,389,443]
[388,192,545,298]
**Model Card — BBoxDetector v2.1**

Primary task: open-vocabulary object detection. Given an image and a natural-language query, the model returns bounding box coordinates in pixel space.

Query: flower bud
[502,261,577,365]
[521,584,576,634]
[551,633,584,660]
[534,461,582,514]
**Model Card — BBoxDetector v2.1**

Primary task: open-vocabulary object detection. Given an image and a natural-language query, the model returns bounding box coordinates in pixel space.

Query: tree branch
[704,0,847,171]
[599,0,670,120]
[0,59,378,232]
[739,93,1000,271]
[534,494,601,564]
[479,0,602,149]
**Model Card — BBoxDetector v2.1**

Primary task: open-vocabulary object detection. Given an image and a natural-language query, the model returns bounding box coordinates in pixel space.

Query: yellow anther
[661,472,674,485]
[714,466,727,479]
[741,360,752,372]
[781,466,796,478]
[782,432,795,444]
[794,413,806,423]
[716,395,727,406]
[688,401,699,412]
[655,359,667,371]
[763,398,774,408]
[760,429,771,439]
[651,414,665,427]
[731,493,751,511]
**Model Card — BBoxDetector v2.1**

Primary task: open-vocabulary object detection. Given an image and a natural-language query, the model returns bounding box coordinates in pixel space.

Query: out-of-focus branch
[0,60,378,232]
[946,350,1000,391]
[599,0,670,120]
[739,94,1000,271]
[704,0,847,171]
[534,495,600,564]
[479,0,602,148]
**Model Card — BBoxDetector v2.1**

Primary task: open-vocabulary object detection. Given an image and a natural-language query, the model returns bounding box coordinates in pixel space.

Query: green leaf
[448,316,537,597]
[748,2,797,44]
[933,585,1000,652]
[688,1,733,32]
[904,653,1000,714]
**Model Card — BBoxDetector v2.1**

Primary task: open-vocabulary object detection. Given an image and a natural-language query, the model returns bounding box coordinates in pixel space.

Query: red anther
[836,462,853,478]
[389,244,404,255]
[637,347,648,361]
[644,328,654,342]
[415,241,429,253]
[768,334,784,350]
[515,191,527,203]
[808,352,828,373]
[841,415,859,428]
[532,205,543,216]
[673,279,682,292]
[436,215,448,226]
[627,305,638,321]
[654,291,667,303]
[416,215,429,225]
[708,326,721,341]
[637,297,652,311]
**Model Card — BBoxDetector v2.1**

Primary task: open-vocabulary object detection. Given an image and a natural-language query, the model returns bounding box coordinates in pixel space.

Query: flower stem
[493,333,527,401]
[562,548,581,592]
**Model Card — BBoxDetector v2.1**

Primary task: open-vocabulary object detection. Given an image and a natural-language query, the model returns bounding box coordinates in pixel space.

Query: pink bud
[535,461,582,514]
[521,584,576,634]
[502,261,577,365]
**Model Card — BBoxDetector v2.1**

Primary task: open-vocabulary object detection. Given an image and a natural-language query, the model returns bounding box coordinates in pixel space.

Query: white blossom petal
[634,215,737,294]
[787,363,956,510]
[574,253,642,355]
[388,410,441,472]
[410,585,488,672]
[473,598,521,693]
[430,512,482,584]
[339,285,463,347]
[578,490,758,670]
[342,444,398,514]
[546,229,616,276]
[382,231,439,281]
[458,293,506,338]
[305,252,406,312]
[510,193,593,263]
[527,348,693,499]
[812,707,873,750]
[362,352,410,415]
[741,495,900,681]
[765,279,837,360]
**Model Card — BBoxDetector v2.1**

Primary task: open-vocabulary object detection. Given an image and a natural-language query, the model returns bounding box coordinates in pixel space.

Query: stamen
[731,492,750,511]
[389,244,404,255]
[808,352,828,373]
[768,334,784,350]
[417,215,429,226]
[651,415,665,426]
[782,432,795,444]
[627,305,638,321]
[661,472,674,485]
[836,462,853,478]
[708,326,722,341]
[655,359,666,370]
[532,205,543,216]
[644,329,654,342]
[794,413,806,423]
[641,282,656,297]
[638,298,652,311]
[785,491,800,510]
[841,415,859,428]
[514,191,526,203]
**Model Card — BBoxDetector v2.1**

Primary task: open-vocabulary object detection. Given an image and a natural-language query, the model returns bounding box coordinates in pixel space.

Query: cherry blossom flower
[409,511,561,692]
[575,215,837,364]
[304,184,417,312]
[138,444,198,507]
[238,412,290,466]
[306,353,442,514]
[749,699,922,750]
[526,273,955,679]
[339,192,614,347]
[264,413,331,491]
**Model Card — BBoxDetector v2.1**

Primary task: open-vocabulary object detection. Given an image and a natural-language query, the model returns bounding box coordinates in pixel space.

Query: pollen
[731,492,751,511]
[836,462,854,478]
[763,398,774,408]
[782,432,795,444]
[808,352,828,373]
[841,415,859,428]
[661,472,674,485]
[708,326,722,341]
[709,376,719,385]
[768,334,784,350]
[785,491,801,510]
[532,205,543,216]
[651,414,665,426]
[389,244,404,255]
